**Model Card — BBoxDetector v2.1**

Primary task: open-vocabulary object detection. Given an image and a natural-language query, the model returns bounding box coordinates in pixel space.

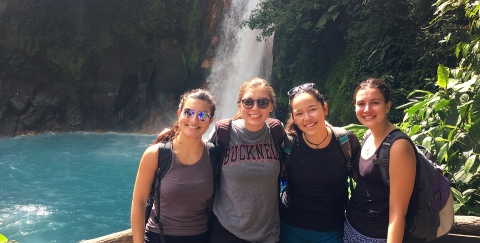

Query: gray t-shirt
[211,119,281,243]
[146,143,214,236]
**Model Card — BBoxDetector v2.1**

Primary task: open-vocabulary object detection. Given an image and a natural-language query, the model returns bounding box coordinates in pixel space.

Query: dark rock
[0,0,226,137]
[8,90,30,115]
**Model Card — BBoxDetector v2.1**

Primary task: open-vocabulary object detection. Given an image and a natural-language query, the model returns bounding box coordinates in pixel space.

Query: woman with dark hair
[279,83,360,243]
[208,77,282,243]
[344,78,416,243]
[131,89,216,243]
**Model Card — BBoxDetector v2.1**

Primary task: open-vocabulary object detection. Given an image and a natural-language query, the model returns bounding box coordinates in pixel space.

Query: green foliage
[246,0,460,126]
[399,64,480,215]
[253,0,480,216]
[0,233,17,243]
[0,0,205,94]
[392,0,480,215]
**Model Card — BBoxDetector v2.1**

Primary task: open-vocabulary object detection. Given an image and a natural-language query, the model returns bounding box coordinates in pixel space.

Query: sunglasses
[240,98,271,109]
[287,83,316,98]
[182,108,212,122]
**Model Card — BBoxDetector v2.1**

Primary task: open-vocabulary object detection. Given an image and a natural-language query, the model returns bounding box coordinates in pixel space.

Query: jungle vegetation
[246,0,480,215]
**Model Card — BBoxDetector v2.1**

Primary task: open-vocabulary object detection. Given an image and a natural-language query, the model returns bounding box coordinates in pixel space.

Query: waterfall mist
[207,0,273,121]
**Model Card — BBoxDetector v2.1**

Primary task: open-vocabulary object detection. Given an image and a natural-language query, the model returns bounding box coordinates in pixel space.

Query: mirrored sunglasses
[182,108,211,122]
[287,83,316,99]
[240,98,271,109]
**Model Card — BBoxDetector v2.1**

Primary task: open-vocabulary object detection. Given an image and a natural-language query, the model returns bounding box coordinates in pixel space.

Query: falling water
[207,0,273,121]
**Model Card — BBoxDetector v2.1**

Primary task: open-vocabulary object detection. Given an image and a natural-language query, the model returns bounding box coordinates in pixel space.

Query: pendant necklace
[303,127,329,149]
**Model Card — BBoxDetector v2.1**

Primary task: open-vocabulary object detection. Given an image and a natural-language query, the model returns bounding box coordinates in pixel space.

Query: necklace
[303,127,329,149]
[173,138,203,162]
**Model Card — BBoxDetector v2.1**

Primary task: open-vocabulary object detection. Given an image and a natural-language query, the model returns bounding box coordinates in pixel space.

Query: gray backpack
[371,129,454,242]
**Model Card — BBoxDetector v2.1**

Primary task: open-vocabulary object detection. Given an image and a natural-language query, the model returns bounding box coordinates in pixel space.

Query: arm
[131,144,159,243]
[387,139,416,243]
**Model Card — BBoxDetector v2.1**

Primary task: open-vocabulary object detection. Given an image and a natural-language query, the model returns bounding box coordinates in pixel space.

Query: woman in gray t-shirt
[131,89,217,243]
[208,77,282,243]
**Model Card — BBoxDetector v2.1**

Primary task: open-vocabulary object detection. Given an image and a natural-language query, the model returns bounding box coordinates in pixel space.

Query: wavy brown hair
[153,89,216,144]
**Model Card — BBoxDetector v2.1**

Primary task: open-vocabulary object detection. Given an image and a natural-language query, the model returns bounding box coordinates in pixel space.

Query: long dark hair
[233,77,276,120]
[153,89,216,144]
[285,84,326,136]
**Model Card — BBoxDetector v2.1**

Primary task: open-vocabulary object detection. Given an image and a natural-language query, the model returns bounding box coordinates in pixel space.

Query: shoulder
[144,143,161,155]
[388,130,415,153]
[390,138,415,156]
[346,130,361,150]
[330,126,359,143]
[215,118,232,127]
[346,130,360,142]
[209,119,231,142]
[266,117,283,126]
[388,131,416,165]
[139,143,164,170]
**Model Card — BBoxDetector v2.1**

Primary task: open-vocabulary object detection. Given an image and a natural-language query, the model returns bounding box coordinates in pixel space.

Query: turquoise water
[0,132,157,243]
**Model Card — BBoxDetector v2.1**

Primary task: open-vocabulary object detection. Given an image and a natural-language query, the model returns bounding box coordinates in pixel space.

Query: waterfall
[207,0,273,121]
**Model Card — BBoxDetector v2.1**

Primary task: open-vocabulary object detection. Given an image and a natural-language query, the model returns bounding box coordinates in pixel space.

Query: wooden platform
[80,215,480,243]
[432,234,480,242]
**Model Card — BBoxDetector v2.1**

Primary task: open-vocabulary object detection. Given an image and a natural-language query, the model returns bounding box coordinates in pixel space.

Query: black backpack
[144,141,219,243]
[369,129,454,242]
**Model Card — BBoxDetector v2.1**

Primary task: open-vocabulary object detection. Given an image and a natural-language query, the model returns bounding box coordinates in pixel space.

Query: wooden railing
[80,216,480,243]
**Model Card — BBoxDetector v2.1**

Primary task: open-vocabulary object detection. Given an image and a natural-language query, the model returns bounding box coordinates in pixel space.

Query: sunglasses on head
[240,98,271,109]
[287,83,316,99]
[182,108,211,122]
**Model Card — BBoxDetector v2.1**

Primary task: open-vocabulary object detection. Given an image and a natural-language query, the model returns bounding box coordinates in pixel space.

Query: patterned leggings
[343,219,387,243]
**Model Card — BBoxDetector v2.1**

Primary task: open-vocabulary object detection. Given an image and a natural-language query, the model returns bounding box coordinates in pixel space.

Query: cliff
[0,0,228,137]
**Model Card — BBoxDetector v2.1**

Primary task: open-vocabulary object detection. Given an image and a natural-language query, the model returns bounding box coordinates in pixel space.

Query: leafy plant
[398,64,479,215]
[393,0,480,215]
[0,233,18,243]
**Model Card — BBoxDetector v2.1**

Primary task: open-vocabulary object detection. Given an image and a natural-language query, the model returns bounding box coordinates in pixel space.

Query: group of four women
[130,77,417,243]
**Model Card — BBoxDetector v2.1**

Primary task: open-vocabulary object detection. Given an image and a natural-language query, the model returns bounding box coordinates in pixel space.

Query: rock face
[0,0,228,137]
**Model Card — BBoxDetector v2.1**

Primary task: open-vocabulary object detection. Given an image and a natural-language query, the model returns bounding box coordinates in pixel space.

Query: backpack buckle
[372,158,389,165]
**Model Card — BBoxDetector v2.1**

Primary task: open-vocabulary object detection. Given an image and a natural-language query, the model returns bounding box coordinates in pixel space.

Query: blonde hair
[233,77,276,120]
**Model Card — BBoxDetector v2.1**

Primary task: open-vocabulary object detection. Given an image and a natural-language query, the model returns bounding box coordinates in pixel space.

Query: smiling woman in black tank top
[344,78,416,243]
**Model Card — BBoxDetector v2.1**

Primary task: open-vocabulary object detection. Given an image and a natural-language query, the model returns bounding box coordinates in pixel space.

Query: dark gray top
[146,143,214,236]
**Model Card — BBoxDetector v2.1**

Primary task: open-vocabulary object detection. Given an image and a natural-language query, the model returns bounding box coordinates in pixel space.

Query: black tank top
[282,132,360,232]
[346,141,390,238]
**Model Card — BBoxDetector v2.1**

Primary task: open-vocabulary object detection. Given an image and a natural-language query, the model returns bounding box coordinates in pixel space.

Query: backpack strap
[215,119,232,165]
[282,135,294,172]
[145,142,172,243]
[330,127,352,170]
[266,118,286,167]
[330,126,355,201]
[266,118,291,212]
[205,141,219,220]
[372,129,410,187]
[206,142,219,180]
